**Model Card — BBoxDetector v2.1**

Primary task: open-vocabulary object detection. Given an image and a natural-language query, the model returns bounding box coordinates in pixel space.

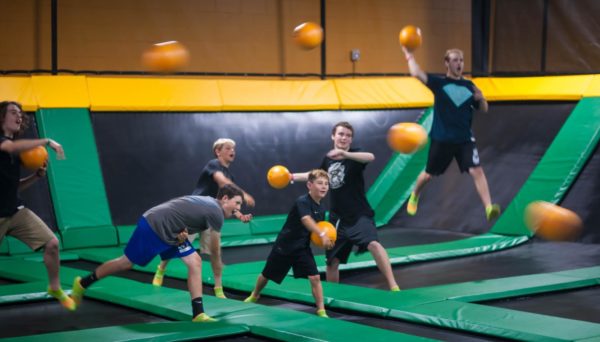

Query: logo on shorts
[472,147,480,165]
[178,244,193,253]
[328,162,345,189]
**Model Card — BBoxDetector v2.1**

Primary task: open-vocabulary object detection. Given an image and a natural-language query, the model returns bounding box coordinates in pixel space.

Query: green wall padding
[491,98,600,236]
[36,108,117,249]
[368,108,433,226]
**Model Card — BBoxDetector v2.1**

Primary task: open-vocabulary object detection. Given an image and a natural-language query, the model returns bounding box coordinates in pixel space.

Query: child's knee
[308,274,321,284]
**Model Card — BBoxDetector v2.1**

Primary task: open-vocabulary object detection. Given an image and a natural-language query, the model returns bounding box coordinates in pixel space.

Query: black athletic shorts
[326,215,378,265]
[426,139,481,175]
[262,248,318,284]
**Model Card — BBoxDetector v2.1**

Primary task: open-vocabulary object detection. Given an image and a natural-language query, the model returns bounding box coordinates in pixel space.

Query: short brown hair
[331,121,353,136]
[308,169,329,183]
[216,184,244,201]
[444,49,464,62]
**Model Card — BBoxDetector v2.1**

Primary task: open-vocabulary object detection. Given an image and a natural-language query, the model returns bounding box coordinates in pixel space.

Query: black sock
[80,272,99,288]
[191,297,204,317]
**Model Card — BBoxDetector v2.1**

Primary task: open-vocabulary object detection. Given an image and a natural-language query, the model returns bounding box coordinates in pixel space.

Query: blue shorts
[124,217,196,267]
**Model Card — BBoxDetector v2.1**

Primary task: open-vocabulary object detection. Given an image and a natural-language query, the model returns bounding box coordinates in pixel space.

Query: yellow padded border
[2,74,600,111]
[31,76,90,108]
[473,75,594,101]
[87,77,221,111]
[218,79,339,111]
[583,75,600,97]
[0,77,38,111]
[335,77,433,109]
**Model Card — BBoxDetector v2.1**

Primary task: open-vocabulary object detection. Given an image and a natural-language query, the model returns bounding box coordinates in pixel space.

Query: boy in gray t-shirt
[70,184,243,322]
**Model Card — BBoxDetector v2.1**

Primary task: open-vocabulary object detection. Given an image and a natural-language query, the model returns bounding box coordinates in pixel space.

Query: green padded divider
[396,266,600,305]
[4,236,34,254]
[223,266,600,316]
[0,238,8,254]
[221,235,276,247]
[0,252,78,262]
[0,281,49,304]
[3,232,66,256]
[221,218,253,237]
[492,98,600,236]
[249,214,286,235]
[0,322,250,342]
[35,108,116,249]
[389,300,600,342]
[307,233,528,272]
[367,108,433,226]
[0,260,427,342]
[116,225,135,244]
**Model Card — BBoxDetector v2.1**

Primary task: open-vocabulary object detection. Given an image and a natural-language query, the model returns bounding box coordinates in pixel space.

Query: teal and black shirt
[427,73,481,143]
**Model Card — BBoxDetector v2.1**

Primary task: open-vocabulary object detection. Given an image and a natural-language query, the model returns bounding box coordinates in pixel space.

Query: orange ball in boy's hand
[310,221,337,248]
[399,25,422,51]
[20,146,48,170]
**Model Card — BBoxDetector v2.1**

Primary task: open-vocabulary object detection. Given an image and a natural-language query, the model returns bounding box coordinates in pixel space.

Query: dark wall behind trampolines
[92,109,423,225]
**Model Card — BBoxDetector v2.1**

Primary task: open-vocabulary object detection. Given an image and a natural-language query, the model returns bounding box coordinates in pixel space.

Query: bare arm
[290,171,310,183]
[402,47,427,84]
[0,138,64,159]
[327,149,374,163]
[213,171,255,207]
[18,164,47,192]
[301,215,333,249]
[472,85,489,113]
[208,230,224,288]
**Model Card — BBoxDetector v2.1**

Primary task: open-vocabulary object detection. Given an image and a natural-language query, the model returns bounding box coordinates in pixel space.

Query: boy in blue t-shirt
[244,169,333,318]
[403,47,501,221]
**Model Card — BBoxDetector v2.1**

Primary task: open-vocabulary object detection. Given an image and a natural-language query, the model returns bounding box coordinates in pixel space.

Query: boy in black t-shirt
[403,47,501,221]
[0,101,73,310]
[292,122,400,291]
[244,169,333,317]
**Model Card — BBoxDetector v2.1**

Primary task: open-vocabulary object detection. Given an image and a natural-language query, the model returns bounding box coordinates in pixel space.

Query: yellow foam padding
[31,76,90,108]
[0,77,38,111]
[582,75,600,97]
[219,79,339,111]
[473,75,594,101]
[88,77,222,111]
[334,77,433,109]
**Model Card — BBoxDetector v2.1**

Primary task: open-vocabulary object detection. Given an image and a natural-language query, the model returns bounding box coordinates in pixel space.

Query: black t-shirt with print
[320,148,374,226]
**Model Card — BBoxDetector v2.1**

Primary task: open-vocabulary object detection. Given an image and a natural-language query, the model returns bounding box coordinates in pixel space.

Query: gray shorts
[325,216,378,265]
